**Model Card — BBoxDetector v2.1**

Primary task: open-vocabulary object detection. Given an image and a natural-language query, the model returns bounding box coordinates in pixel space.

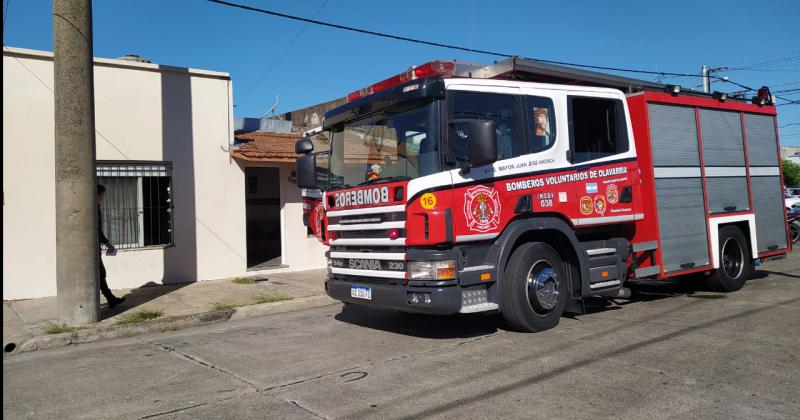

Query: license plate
[350,286,372,300]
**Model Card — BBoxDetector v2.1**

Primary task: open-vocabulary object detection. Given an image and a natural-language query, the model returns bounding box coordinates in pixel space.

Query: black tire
[790,221,800,244]
[705,226,753,292]
[500,242,567,332]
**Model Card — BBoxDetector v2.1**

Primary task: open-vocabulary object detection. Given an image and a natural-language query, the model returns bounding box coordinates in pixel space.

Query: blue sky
[4,0,799,145]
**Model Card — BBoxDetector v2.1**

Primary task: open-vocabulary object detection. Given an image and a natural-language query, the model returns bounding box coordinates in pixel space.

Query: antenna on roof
[261,95,280,119]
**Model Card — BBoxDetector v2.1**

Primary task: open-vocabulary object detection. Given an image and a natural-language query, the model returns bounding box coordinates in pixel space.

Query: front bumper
[326,278,462,315]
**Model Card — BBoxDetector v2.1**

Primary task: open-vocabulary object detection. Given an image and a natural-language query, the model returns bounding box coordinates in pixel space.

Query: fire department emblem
[579,196,593,215]
[464,185,501,233]
[606,183,619,204]
[594,195,607,215]
[312,204,325,240]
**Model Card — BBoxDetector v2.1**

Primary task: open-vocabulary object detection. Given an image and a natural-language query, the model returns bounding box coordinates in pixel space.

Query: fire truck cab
[296,58,789,332]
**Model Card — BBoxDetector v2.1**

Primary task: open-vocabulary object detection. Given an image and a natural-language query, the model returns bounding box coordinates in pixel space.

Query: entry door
[245,167,282,269]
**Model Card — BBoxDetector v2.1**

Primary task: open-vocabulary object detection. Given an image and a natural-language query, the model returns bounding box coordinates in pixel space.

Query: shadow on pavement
[335,304,501,339]
[100,282,191,320]
[755,269,800,280]
[333,271,775,338]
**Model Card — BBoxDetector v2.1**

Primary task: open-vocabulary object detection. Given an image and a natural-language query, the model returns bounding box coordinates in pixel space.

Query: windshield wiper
[357,176,411,187]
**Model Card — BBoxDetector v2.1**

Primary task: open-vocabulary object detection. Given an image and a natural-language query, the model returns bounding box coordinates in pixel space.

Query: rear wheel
[501,242,567,332]
[706,226,753,292]
[790,220,800,244]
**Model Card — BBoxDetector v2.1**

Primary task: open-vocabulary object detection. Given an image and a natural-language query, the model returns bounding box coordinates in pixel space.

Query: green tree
[783,160,800,188]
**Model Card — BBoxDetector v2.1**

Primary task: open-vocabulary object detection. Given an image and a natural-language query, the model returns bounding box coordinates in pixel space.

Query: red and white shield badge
[312,204,325,241]
[464,185,501,233]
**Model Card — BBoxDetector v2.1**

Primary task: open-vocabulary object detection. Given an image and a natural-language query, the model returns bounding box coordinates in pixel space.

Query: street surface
[4,253,799,419]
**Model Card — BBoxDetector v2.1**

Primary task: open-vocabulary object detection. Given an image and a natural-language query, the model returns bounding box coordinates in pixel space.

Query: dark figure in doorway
[97,184,125,308]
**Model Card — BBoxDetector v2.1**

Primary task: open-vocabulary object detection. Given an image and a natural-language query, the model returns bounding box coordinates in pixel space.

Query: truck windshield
[327,100,440,189]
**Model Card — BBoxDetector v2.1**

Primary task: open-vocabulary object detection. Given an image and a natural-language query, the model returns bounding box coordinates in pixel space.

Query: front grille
[336,229,407,239]
[326,205,408,283]
[330,245,407,253]
[329,211,406,225]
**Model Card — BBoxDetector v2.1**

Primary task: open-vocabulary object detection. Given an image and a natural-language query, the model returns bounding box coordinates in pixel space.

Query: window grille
[96,161,173,249]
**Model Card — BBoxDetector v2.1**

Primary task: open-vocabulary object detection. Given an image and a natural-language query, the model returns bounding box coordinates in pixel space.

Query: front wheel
[705,226,753,292]
[500,242,567,332]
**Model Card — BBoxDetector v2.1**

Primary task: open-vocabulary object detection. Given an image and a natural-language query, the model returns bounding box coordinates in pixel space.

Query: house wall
[3,47,247,299]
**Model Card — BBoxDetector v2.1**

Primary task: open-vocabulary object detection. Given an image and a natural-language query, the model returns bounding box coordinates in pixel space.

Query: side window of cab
[526,96,557,153]
[568,96,629,163]
[449,91,523,166]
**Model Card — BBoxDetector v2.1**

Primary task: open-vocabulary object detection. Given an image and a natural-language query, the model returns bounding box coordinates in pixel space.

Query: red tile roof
[231,131,303,163]
[231,130,401,164]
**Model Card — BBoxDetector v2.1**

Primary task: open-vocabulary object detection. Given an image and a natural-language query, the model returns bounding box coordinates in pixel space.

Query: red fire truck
[295,58,790,332]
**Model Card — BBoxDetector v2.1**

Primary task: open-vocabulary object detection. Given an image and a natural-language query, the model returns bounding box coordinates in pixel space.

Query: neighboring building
[3,47,325,300]
[275,96,347,133]
[781,146,800,164]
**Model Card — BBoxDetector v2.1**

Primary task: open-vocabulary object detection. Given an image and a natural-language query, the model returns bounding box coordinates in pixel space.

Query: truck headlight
[408,260,456,280]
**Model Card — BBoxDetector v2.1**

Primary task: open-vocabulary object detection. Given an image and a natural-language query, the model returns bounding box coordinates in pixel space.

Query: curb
[7,294,338,356]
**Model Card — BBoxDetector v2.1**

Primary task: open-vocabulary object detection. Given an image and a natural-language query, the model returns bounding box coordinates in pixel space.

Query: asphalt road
[4,253,799,419]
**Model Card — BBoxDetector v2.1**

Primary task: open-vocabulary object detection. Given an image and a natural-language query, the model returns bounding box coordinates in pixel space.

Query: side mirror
[451,119,497,169]
[296,154,318,189]
[295,138,314,155]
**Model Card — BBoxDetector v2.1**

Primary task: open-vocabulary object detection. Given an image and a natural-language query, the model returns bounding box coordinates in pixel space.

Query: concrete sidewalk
[3,269,332,355]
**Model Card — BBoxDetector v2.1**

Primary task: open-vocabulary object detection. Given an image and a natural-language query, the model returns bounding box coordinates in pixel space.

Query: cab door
[566,94,641,225]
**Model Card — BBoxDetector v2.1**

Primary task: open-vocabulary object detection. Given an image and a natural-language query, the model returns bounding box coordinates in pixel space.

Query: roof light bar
[346,60,456,102]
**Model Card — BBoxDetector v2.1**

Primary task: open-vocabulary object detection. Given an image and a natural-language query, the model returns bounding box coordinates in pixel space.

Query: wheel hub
[527,263,559,311]
[721,237,743,279]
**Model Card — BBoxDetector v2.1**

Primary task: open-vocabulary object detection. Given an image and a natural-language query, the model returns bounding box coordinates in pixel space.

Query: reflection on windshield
[328,101,439,189]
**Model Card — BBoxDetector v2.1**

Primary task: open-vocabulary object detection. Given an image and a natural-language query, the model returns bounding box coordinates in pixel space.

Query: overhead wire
[207,0,797,106]
[205,0,708,80]
[3,0,11,41]
[715,49,800,68]
[235,0,331,110]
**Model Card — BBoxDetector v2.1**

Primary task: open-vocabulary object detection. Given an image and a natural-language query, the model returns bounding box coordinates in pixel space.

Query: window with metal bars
[96,162,173,249]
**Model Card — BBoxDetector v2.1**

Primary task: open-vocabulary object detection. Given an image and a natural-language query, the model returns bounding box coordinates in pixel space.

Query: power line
[206,0,517,58]
[716,49,800,68]
[772,80,800,88]
[3,0,11,41]
[730,55,800,70]
[236,0,330,110]
[207,0,796,105]
[205,0,710,80]
[3,46,132,159]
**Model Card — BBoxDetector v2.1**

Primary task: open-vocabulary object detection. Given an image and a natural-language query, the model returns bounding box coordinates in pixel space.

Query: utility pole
[53,0,99,324]
[701,65,710,93]
[701,65,728,94]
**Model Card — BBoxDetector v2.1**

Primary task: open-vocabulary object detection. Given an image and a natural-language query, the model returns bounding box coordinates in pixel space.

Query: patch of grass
[116,309,164,325]
[44,323,86,335]
[232,277,256,285]
[211,302,240,311]
[254,294,293,305]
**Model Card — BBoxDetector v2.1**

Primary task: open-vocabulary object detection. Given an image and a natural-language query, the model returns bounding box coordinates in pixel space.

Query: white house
[3,47,326,300]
